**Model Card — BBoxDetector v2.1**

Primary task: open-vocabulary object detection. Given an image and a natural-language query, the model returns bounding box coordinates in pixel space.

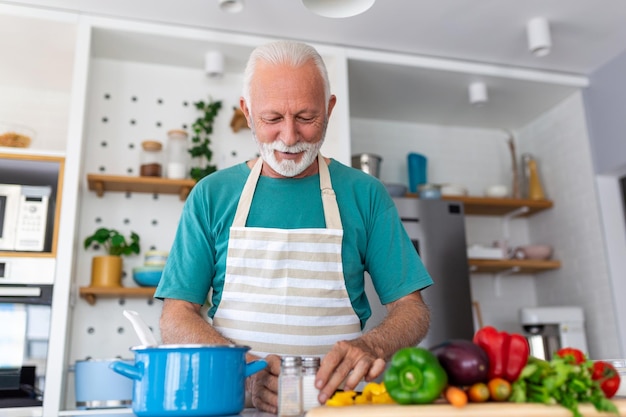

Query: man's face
[241,60,336,178]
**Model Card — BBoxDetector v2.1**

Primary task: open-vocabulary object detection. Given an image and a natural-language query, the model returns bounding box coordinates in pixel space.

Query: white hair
[241,40,331,110]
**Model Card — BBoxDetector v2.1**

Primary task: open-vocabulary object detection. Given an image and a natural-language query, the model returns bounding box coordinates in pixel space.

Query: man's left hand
[314,339,386,404]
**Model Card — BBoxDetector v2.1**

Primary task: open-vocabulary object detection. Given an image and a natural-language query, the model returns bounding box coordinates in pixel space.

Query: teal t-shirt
[155,158,432,329]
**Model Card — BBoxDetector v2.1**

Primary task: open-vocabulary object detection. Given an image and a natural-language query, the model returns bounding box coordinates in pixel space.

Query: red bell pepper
[473,326,530,382]
[556,347,586,365]
[591,361,621,398]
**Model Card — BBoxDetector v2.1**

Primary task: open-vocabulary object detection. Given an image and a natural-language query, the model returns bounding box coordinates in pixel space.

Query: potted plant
[188,97,223,181]
[84,227,140,287]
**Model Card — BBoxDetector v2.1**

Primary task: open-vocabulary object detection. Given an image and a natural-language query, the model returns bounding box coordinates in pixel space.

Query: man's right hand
[247,353,281,414]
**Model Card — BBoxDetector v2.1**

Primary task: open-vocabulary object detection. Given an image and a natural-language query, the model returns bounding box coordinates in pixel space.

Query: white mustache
[267,141,313,153]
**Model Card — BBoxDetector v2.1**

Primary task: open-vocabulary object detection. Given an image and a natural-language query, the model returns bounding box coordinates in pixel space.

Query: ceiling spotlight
[219,0,244,13]
[468,82,488,106]
[205,50,224,78]
[302,0,375,18]
[527,17,551,57]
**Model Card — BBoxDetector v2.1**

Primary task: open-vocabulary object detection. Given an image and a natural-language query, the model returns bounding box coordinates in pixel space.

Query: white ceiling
[4,0,626,129]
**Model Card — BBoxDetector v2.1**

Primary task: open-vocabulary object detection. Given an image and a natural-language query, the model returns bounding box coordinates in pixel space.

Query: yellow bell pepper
[327,383,396,406]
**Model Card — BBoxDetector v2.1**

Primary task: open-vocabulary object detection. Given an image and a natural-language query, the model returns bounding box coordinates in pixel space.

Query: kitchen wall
[351,90,622,359]
[582,49,626,356]
[517,92,619,359]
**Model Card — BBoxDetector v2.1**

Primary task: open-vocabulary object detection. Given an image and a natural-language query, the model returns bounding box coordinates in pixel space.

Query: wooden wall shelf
[405,193,553,216]
[79,286,156,305]
[468,258,561,274]
[87,174,195,201]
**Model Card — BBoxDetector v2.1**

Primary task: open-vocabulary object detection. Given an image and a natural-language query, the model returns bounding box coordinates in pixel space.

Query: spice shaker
[301,356,320,412]
[166,129,189,179]
[140,140,163,177]
[278,356,302,417]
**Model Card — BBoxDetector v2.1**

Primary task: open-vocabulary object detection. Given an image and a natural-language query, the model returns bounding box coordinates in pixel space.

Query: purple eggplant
[430,339,489,386]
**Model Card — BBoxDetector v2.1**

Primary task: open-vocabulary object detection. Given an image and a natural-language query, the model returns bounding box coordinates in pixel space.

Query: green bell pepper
[383,347,448,404]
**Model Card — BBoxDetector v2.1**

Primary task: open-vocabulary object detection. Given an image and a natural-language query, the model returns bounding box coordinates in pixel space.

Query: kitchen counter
[6,399,625,417]
[306,399,626,416]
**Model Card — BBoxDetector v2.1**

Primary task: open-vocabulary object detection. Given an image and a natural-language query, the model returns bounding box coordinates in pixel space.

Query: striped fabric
[212,155,362,357]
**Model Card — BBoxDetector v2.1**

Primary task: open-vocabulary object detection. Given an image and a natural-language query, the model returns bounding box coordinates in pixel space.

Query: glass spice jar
[278,356,302,417]
[140,140,163,177]
[166,129,189,179]
[301,356,321,412]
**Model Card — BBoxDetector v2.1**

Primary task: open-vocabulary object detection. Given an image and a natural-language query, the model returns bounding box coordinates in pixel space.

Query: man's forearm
[160,298,230,344]
[360,291,430,360]
[160,298,263,362]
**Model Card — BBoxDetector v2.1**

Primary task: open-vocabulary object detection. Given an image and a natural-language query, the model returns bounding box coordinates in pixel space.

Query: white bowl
[440,184,468,197]
[485,185,509,198]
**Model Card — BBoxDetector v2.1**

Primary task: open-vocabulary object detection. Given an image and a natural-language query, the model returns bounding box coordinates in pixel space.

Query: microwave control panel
[15,193,50,252]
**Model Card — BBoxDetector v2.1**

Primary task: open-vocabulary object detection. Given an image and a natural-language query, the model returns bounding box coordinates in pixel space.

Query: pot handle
[245,359,268,377]
[109,360,144,380]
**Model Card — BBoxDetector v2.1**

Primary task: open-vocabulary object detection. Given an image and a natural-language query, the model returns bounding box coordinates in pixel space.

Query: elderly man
[155,40,432,413]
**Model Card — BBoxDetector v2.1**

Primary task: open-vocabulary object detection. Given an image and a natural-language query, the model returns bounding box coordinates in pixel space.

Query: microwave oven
[0,184,51,252]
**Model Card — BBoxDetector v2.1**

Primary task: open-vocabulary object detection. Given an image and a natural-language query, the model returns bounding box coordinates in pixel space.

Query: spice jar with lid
[166,129,189,179]
[278,356,302,417]
[140,140,163,177]
[301,356,320,412]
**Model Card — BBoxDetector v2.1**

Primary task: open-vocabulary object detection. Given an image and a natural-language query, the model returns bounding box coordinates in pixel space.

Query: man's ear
[240,97,252,128]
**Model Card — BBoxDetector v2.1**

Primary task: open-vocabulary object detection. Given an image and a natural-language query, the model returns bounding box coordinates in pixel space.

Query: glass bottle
[166,129,189,179]
[140,140,163,177]
[301,356,320,412]
[522,153,546,200]
[278,356,302,417]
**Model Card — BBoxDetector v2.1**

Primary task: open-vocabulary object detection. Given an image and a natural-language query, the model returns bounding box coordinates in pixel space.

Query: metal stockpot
[74,358,134,409]
[352,153,382,178]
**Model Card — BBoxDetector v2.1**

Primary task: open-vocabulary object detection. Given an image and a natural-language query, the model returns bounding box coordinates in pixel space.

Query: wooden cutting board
[306,398,626,417]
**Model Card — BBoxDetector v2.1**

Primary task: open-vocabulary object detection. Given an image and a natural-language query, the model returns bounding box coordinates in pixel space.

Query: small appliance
[0,184,51,252]
[520,306,588,360]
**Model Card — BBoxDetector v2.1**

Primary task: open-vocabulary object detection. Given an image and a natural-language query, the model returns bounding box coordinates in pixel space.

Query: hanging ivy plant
[189,97,223,181]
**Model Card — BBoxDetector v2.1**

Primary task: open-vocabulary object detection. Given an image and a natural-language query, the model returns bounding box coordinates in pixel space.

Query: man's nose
[280,119,299,146]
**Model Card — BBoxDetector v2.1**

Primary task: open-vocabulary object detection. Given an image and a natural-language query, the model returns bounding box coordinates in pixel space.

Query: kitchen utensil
[110,344,267,417]
[407,153,427,193]
[351,153,382,178]
[132,266,163,287]
[74,358,133,409]
[123,310,158,346]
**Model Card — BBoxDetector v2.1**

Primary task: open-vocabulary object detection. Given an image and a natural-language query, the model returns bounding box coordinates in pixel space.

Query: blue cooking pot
[110,344,267,417]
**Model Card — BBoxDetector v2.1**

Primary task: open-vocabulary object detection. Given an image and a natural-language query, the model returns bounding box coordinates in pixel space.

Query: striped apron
[212,154,362,357]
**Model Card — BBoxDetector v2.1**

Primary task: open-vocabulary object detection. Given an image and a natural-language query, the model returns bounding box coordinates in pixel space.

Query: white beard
[252,126,325,177]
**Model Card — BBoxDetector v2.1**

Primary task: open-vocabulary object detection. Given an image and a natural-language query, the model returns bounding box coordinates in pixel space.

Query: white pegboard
[67,57,259,394]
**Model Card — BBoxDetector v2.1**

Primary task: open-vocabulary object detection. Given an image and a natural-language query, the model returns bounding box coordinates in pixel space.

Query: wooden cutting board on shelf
[306,398,626,417]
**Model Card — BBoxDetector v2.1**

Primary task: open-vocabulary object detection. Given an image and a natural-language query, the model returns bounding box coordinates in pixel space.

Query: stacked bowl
[132,250,168,287]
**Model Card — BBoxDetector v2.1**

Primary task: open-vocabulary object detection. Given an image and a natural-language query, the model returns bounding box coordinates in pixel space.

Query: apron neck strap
[232,153,343,230]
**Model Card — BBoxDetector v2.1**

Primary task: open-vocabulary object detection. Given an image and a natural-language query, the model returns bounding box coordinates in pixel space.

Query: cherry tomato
[467,382,490,403]
[556,347,586,364]
[488,377,512,402]
[591,361,621,398]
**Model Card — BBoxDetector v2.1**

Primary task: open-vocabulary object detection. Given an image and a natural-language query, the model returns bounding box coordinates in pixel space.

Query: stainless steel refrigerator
[363,198,475,348]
